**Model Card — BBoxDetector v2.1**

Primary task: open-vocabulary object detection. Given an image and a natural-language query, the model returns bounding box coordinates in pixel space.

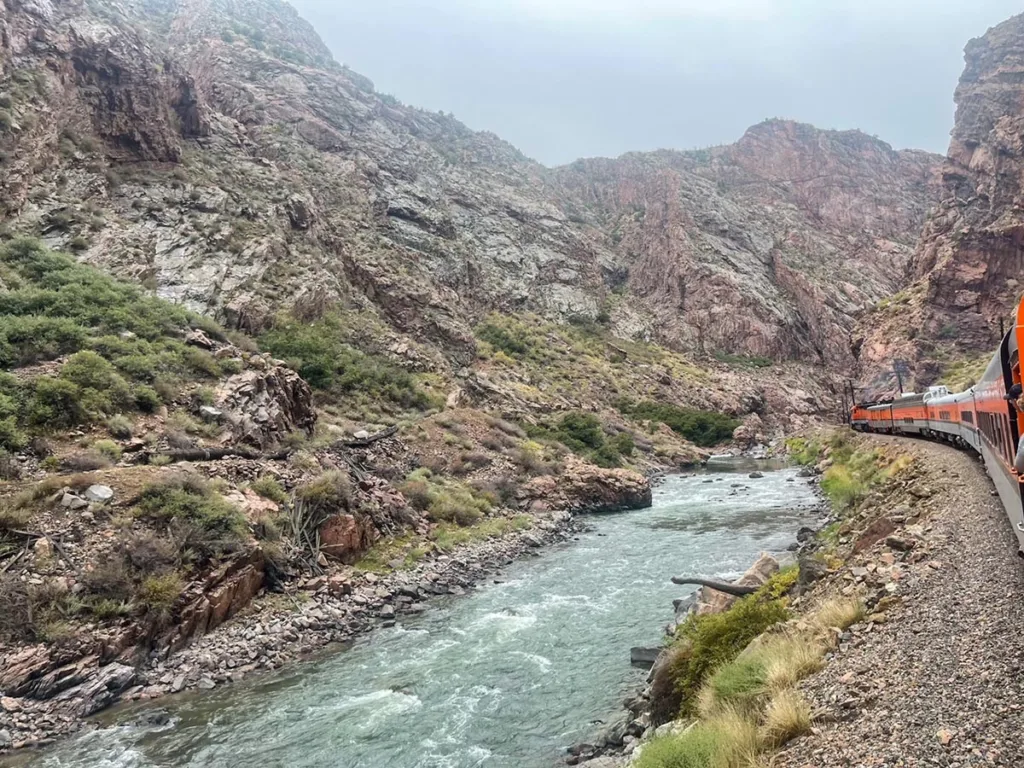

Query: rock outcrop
[215,363,316,449]
[520,457,652,514]
[856,13,1024,394]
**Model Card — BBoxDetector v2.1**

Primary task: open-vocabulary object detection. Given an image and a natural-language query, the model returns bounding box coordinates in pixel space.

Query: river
[27,460,819,768]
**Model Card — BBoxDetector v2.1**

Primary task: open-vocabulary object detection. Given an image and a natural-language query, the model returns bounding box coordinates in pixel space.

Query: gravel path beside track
[779,436,1024,767]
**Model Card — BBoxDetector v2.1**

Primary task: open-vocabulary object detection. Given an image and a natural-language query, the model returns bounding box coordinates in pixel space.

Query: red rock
[319,514,379,563]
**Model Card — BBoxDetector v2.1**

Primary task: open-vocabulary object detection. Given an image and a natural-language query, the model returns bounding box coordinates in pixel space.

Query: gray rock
[353,429,371,440]
[84,485,114,503]
[629,647,661,669]
[748,471,764,478]
[0,729,10,747]
[199,405,224,421]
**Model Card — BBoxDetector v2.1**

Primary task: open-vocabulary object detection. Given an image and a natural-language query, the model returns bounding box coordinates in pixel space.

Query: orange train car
[851,297,1024,554]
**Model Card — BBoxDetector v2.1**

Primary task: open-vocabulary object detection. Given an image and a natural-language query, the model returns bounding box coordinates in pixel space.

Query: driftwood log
[669,576,759,597]
[335,425,399,449]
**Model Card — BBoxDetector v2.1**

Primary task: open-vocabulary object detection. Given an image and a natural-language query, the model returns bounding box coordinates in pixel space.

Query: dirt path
[779,435,1024,767]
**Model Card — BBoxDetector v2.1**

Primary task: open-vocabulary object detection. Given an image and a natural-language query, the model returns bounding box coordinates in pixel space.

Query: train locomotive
[850,302,1024,553]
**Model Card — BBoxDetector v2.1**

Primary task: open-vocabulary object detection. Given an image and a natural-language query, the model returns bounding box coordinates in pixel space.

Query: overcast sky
[291,0,1021,166]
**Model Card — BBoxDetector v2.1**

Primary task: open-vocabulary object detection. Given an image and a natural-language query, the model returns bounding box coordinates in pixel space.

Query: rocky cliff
[0,0,943,425]
[552,121,940,367]
[856,13,1024,394]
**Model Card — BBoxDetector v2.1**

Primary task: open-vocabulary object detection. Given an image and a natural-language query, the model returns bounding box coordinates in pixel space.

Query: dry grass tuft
[762,635,825,690]
[761,688,811,746]
[810,597,865,632]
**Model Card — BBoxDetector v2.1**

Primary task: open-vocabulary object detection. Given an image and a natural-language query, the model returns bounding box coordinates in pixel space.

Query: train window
[962,411,974,424]
[903,417,914,425]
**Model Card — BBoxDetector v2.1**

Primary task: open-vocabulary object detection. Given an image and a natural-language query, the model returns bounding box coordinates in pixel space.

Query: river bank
[11,461,818,767]
[777,435,1024,767]
[576,429,1024,768]
[0,504,584,755]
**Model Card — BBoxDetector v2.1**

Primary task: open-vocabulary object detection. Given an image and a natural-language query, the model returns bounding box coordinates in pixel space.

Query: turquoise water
[29,462,818,768]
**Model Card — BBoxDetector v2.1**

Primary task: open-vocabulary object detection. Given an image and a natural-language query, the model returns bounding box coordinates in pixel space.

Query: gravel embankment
[780,436,1024,768]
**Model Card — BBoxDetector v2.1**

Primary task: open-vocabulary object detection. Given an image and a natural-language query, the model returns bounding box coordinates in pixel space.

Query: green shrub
[135,476,247,558]
[785,437,822,466]
[260,312,430,411]
[400,469,493,526]
[134,385,162,412]
[0,417,26,451]
[137,572,183,625]
[633,712,758,768]
[0,238,246,437]
[617,400,739,447]
[106,414,133,439]
[476,321,532,357]
[668,575,793,715]
[27,377,85,428]
[295,470,350,515]
[525,411,630,468]
[705,654,767,710]
[251,475,288,505]
[399,478,433,510]
[713,351,773,368]
[92,439,122,462]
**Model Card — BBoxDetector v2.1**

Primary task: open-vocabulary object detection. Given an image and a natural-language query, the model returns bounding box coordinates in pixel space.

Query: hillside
[0,0,942,429]
[855,13,1024,395]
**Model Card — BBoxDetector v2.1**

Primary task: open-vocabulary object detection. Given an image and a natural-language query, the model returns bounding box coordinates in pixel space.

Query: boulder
[79,663,136,716]
[319,513,379,563]
[629,647,660,669]
[796,555,829,593]
[85,485,114,503]
[198,405,224,421]
[853,517,896,554]
[697,553,778,615]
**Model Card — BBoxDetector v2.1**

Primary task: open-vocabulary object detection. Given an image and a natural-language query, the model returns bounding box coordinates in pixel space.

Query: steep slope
[856,13,1024,394]
[0,0,940,426]
[552,121,940,367]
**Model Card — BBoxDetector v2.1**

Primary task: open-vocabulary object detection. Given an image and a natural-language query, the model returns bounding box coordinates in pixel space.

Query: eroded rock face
[215,363,316,449]
[318,476,417,563]
[520,457,652,514]
[856,13,1024,393]
[160,547,266,653]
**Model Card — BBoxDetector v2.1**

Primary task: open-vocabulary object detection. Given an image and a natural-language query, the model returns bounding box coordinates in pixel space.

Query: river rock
[629,647,660,669]
[748,471,764,479]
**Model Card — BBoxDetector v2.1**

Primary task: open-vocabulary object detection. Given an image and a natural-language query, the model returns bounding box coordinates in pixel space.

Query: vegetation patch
[399,468,494,526]
[0,238,240,449]
[133,475,248,561]
[524,411,632,468]
[617,399,739,447]
[260,311,433,413]
[667,568,795,717]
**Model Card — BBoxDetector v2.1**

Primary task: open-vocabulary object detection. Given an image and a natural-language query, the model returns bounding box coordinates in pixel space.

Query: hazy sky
[291,0,1021,166]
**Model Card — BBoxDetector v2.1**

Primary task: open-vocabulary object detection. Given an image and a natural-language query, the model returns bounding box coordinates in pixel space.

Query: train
[850,301,1024,554]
